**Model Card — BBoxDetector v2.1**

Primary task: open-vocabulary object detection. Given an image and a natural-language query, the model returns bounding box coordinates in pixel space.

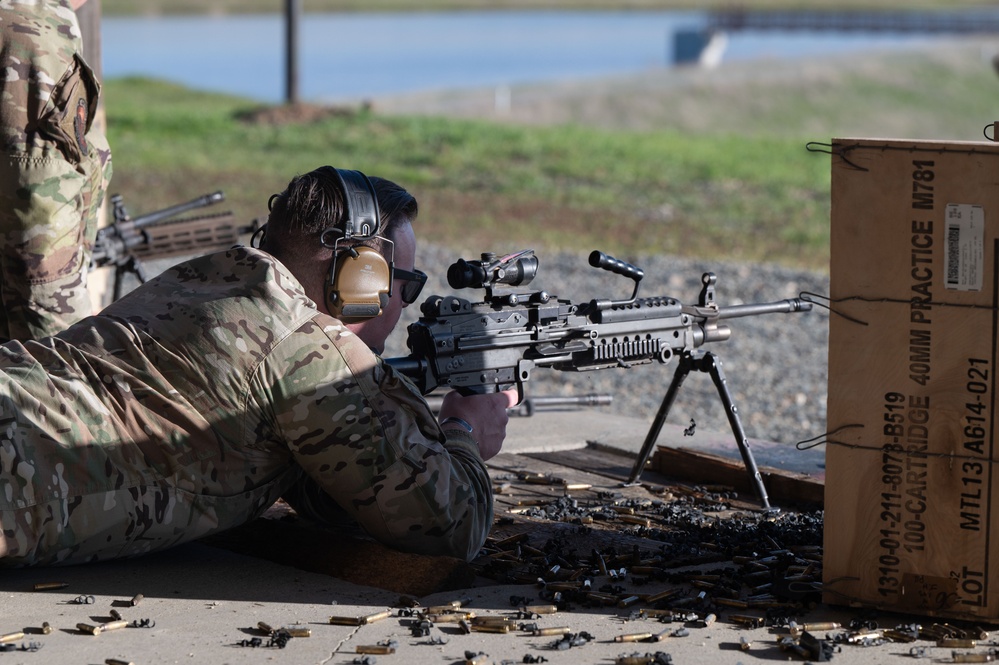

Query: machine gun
[386,249,813,510]
[91,191,258,301]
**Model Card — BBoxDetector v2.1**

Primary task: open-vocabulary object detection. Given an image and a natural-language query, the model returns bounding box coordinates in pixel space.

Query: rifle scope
[447,250,538,290]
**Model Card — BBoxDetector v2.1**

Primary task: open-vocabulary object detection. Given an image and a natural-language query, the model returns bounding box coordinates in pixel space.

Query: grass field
[101,29,999,274]
[103,78,831,270]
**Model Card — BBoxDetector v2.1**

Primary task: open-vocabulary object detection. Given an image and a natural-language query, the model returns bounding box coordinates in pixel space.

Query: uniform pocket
[37,54,100,165]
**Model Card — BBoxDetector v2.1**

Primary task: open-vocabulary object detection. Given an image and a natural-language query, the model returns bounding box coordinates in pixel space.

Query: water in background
[102,11,936,104]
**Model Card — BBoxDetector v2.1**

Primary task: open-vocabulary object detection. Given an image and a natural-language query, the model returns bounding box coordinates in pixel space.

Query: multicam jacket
[0,0,113,342]
[0,247,493,565]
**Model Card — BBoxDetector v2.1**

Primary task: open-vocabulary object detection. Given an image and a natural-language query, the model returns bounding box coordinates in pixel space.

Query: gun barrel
[718,298,812,320]
[421,392,613,416]
[513,393,613,416]
[130,191,225,229]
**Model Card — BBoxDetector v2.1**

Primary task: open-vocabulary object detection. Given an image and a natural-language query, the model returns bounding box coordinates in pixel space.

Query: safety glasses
[394,267,427,304]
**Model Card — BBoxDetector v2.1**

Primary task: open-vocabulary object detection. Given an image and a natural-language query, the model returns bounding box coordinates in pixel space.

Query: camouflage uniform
[0,0,113,342]
[0,247,493,565]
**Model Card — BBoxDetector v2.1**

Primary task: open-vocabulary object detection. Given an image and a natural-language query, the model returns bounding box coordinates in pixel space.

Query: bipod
[627,349,773,510]
[112,255,150,301]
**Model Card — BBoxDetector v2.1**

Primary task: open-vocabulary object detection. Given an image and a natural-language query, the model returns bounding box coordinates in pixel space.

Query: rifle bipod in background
[91,191,259,301]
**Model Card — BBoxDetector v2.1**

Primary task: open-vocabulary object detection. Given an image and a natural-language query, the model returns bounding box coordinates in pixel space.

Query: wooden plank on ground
[651,445,824,506]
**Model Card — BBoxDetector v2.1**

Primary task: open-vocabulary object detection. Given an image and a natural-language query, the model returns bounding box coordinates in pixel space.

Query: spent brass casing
[614,631,654,642]
[939,639,978,648]
[471,623,511,633]
[329,615,363,626]
[714,598,749,609]
[257,621,274,633]
[427,603,464,614]
[802,622,841,632]
[641,609,675,619]
[615,657,654,665]
[642,589,684,605]
[99,620,129,632]
[619,515,651,527]
[846,631,883,644]
[109,610,123,621]
[130,594,143,606]
[105,660,136,665]
[77,623,101,635]
[470,615,512,624]
[521,605,558,615]
[356,645,396,654]
[0,632,25,644]
[428,612,475,623]
[951,653,994,663]
[360,610,391,625]
[532,626,571,636]
[40,622,53,635]
[585,592,618,605]
[617,595,642,608]
[284,628,312,638]
[563,483,592,491]
[33,581,68,591]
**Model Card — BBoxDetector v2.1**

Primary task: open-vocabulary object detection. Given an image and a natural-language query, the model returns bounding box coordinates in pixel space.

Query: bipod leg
[627,353,694,484]
[698,352,772,510]
[112,257,149,302]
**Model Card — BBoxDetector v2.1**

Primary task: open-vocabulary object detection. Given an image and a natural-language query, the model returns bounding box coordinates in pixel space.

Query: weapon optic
[91,191,259,301]
[386,249,813,510]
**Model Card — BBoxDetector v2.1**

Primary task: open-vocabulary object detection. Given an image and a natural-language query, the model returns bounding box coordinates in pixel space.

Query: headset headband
[333,168,381,240]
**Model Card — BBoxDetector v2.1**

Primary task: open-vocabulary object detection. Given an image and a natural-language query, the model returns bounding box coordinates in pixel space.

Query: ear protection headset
[320,168,394,321]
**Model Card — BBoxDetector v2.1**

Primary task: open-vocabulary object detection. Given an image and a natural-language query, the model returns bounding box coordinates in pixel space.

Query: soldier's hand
[438,389,519,461]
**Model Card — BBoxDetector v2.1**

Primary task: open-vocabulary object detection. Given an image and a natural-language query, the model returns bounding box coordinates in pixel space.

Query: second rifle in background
[91,191,259,301]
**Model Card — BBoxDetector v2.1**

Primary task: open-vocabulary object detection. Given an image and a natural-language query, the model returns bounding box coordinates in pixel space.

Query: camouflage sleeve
[0,6,113,342]
[250,318,493,561]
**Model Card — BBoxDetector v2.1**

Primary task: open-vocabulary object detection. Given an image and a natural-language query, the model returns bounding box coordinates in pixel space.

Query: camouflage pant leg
[0,482,290,566]
[0,154,97,342]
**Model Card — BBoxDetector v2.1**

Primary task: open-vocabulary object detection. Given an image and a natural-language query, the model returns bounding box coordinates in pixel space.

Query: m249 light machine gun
[386,250,813,510]
[91,191,258,301]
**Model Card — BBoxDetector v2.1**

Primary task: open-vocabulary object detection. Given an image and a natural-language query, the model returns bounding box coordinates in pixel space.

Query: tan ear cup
[326,246,391,320]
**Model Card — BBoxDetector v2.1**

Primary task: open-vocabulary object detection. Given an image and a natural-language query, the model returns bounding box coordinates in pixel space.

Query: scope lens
[446,256,539,289]
[447,259,485,289]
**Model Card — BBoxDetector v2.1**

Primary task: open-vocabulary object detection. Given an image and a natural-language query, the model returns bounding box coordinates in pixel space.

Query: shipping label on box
[824,138,999,622]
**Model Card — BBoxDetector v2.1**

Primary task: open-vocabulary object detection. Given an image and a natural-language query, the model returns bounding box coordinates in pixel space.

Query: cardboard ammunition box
[824,137,999,622]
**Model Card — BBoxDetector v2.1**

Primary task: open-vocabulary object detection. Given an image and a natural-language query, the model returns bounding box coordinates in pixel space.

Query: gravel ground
[385,244,831,449]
